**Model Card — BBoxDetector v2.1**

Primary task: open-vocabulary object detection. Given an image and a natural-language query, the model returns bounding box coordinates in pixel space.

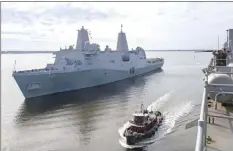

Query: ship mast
[121,24,123,33]
[140,100,144,113]
[227,29,229,47]
[13,60,16,72]
[116,24,129,52]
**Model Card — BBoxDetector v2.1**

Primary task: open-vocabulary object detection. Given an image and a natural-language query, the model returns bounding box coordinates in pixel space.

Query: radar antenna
[89,32,92,39]
[140,100,144,113]
[86,29,92,39]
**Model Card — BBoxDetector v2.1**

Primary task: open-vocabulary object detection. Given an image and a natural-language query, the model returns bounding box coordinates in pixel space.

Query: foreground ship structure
[204,29,233,104]
[195,29,233,151]
[12,25,164,99]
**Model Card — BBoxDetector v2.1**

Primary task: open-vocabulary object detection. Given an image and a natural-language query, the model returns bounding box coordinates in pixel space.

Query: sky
[1,2,233,51]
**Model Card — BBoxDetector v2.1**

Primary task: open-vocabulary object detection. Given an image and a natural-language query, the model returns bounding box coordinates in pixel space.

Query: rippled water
[1,51,212,151]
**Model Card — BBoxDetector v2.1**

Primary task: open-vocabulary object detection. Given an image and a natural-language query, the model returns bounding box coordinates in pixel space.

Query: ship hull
[13,62,163,99]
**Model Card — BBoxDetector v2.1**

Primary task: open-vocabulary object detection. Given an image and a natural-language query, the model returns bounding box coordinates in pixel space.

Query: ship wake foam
[119,90,195,149]
[155,101,194,140]
[147,90,174,112]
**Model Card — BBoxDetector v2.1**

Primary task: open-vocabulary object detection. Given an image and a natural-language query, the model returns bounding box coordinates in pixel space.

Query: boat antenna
[121,24,123,33]
[140,100,144,113]
[218,35,219,50]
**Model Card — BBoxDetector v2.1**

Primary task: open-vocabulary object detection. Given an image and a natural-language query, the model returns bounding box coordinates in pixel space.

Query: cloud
[2,31,31,35]
[2,4,117,29]
[37,4,121,23]
[1,2,233,50]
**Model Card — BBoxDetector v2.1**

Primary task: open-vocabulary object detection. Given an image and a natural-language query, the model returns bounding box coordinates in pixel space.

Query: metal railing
[214,92,233,109]
[211,53,233,67]
[195,81,208,151]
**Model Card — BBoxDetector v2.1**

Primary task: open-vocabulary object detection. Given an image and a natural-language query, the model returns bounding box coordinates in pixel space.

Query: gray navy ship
[12,25,164,99]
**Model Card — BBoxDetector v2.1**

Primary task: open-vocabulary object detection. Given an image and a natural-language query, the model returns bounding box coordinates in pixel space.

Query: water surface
[1,51,212,151]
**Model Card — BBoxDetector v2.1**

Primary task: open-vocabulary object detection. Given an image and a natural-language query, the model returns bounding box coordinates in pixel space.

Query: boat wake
[147,90,174,112]
[155,101,194,138]
[119,90,194,149]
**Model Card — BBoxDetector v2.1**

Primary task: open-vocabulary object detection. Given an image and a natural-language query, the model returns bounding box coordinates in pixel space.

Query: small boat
[118,103,163,148]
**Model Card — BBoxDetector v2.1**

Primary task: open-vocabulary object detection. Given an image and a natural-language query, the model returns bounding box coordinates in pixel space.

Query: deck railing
[195,81,208,151]
[210,52,233,67]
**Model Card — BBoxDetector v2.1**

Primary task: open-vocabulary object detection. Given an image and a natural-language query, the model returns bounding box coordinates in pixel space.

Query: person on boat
[143,109,148,114]
[218,49,227,66]
[214,49,226,66]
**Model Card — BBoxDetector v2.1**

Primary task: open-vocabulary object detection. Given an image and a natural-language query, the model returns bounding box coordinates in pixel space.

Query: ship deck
[205,100,233,151]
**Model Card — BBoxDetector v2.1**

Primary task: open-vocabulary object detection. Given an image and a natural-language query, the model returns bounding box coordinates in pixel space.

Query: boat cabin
[127,112,158,134]
[132,113,148,125]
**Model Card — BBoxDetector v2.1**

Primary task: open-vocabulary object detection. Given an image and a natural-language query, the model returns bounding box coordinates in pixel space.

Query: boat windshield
[133,115,145,125]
